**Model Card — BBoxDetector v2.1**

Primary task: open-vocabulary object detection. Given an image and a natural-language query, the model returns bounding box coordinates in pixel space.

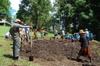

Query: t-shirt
[79,34,89,48]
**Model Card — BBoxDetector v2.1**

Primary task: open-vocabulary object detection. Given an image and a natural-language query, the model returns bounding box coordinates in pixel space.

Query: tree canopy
[0,0,10,19]
[17,0,52,29]
[17,0,100,40]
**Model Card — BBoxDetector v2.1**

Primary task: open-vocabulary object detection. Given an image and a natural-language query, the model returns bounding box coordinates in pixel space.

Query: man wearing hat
[77,29,92,62]
[9,19,30,60]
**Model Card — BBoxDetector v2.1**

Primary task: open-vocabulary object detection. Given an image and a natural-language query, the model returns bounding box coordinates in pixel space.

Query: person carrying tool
[77,29,92,62]
[9,19,30,60]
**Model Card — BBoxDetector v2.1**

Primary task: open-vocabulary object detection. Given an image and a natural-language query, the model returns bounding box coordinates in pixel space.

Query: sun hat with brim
[15,19,23,24]
[15,19,21,22]
[79,30,86,34]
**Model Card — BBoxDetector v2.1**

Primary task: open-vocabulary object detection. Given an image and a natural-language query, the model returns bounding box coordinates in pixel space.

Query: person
[85,28,90,40]
[24,24,30,41]
[77,29,92,62]
[85,29,94,41]
[9,19,30,60]
[35,29,42,40]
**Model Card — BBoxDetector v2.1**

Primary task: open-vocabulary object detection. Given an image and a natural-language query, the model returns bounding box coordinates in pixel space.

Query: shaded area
[0,45,2,47]
[82,63,96,66]
[3,54,13,59]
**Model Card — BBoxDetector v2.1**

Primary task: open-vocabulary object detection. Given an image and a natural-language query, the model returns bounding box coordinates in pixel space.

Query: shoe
[76,57,81,62]
[13,56,19,60]
[29,56,33,61]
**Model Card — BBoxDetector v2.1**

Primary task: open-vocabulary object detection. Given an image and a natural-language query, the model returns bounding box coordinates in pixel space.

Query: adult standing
[9,19,30,60]
[77,29,92,62]
[85,28,90,40]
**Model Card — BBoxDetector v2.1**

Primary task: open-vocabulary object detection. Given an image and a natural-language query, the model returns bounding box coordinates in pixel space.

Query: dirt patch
[33,58,82,66]
[20,40,100,66]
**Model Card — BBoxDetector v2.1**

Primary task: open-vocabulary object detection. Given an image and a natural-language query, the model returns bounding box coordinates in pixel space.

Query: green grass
[0,37,40,66]
[0,26,40,66]
[44,32,54,39]
[0,26,10,37]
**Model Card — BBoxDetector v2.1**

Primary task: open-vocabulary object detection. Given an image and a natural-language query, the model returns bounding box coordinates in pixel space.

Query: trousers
[13,36,21,58]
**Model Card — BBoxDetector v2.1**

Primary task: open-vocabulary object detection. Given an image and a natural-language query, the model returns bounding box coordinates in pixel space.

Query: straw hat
[15,19,23,24]
[79,29,86,34]
[15,19,21,22]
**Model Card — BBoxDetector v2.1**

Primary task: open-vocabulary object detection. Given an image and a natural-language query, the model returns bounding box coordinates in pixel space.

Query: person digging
[77,29,92,63]
[9,19,30,60]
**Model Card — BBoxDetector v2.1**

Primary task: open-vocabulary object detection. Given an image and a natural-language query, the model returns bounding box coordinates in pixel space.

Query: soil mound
[20,40,100,65]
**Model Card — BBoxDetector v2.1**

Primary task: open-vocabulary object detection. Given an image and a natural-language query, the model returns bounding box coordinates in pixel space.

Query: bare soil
[20,39,100,66]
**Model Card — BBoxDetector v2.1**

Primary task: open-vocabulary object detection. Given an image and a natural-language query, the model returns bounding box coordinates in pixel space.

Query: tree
[89,0,100,40]
[0,0,10,19]
[16,0,31,23]
[54,0,100,40]
[17,0,51,29]
[54,0,93,32]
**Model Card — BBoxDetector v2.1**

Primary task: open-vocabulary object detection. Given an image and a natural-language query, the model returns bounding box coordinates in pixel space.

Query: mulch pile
[20,40,100,63]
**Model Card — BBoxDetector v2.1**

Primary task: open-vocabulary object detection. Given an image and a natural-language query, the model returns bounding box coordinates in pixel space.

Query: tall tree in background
[55,0,100,40]
[17,0,100,40]
[16,0,31,24]
[89,0,100,40]
[17,0,51,29]
[0,0,10,20]
[55,0,93,32]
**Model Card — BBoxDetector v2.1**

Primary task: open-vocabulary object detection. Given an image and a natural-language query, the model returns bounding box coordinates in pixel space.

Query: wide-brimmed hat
[15,19,23,24]
[15,19,21,22]
[79,29,86,34]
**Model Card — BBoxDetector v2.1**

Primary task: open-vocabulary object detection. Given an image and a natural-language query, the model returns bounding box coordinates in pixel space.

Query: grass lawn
[0,26,40,66]
[0,26,10,37]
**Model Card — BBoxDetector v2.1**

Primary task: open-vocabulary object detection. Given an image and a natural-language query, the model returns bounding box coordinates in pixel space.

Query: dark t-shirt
[9,26,19,37]
[79,34,89,48]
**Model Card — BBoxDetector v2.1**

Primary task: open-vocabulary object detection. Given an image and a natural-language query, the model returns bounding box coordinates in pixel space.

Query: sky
[10,0,55,15]
[51,0,55,6]
[10,0,21,15]
[10,0,21,11]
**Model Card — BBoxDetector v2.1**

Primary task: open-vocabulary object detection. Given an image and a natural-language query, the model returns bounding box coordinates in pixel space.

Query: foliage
[17,0,52,29]
[89,0,100,40]
[54,0,100,40]
[55,0,93,31]
[0,0,10,19]
[17,0,100,40]
[16,0,30,23]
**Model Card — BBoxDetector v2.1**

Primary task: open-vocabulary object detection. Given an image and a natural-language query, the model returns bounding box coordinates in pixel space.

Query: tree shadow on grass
[3,54,13,59]
[10,44,13,49]
[67,57,78,61]
[10,44,13,45]
[0,45,2,47]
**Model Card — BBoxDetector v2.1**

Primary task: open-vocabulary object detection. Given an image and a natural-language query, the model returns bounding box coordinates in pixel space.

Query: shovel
[29,29,34,61]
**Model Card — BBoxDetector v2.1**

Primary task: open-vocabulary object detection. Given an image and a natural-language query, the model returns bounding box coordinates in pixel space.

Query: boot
[76,56,81,62]
[13,56,19,60]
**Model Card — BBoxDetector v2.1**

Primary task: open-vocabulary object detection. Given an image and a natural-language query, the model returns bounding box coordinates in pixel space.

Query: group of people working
[9,19,92,63]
